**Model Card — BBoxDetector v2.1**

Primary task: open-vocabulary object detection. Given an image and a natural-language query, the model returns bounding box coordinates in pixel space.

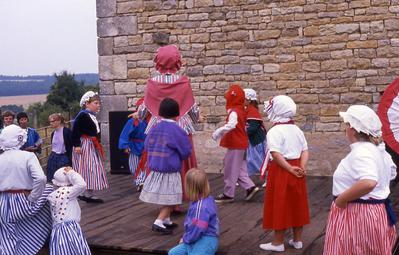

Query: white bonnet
[243,88,257,101]
[339,105,382,138]
[0,124,27,150]
[52,167,71,187]
[79,91,98,107]
[264,95,296,123]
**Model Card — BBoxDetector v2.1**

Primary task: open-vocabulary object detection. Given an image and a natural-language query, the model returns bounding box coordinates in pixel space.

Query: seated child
[169,168,219,255]
[48,166,91,255]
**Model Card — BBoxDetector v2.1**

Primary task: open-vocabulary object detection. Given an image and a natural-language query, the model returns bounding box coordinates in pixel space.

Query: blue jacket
[118,118,147,156]
[183,196,219,244]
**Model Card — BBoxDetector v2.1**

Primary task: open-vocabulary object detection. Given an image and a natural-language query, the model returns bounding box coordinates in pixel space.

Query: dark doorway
[109,111,132,174]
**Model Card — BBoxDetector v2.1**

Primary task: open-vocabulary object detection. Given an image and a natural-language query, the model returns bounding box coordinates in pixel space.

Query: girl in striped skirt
[0,124,53,255]
[72,91,108,203]
[48,166,91,255]
[324,105,397,255]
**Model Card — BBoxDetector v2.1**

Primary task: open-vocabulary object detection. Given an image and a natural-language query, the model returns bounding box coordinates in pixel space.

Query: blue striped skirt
[247,142,266,176]
[72,137,108,191]
[0,185,53,255]
[47,152,70,182]
[50,220,91,255]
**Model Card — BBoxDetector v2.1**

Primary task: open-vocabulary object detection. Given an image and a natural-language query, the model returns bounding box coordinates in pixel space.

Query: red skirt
[263,159,310,230]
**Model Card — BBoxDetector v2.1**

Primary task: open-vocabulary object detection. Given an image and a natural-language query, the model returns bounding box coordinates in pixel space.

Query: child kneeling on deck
[169,168,219,255]
[139,98,192,235]
[48,166,91,255]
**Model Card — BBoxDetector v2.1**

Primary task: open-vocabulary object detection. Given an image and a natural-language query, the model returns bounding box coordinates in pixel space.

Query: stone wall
[96,0,399,175]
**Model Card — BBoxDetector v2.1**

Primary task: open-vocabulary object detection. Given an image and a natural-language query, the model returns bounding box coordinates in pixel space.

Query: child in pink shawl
[138,45,199,204]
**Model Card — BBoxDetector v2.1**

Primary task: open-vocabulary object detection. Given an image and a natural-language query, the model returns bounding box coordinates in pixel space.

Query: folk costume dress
[262,95,310,231]
[47,126,73,182]
[0,125,53,255]
[324,105,397,255]
[246,104,266,176]
[138,45,199,183]
[72,109,108,191]
[48,169,91,255]
[213,85,257,199]
[118,115,147,186]
[139,119,192,206]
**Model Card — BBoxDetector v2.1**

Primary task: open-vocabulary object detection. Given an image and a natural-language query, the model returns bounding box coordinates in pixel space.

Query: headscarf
[244,88,257,101]
[154,45,182,74]
[339,105,382,138]
[79,91,98,107]
[0,124,28,150]
[264,95,296,123]
[225,84,245,110]
[52,167,71,187]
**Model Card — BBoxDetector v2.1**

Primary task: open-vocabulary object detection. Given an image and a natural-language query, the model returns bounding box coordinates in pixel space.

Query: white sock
[154,219,166,228]
[163,217,172,225]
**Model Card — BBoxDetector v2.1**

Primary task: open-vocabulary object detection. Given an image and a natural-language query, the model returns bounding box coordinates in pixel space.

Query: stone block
[117,1,144,13]
[349,0,371,9]
[99,81,115,95]
[253,30,281,40]
[98,38,113,56]
[195,0,213,7]
[191,33,210,43]
[203,65,224,75]
[302,61,320,72]
[114,82,137,95]
[340,92,372,104]
[114,36,128,47]
[98,16,138,37]
[291,94,319,104]
[385,19,399,30]
[189,13,209,21]
[98,95,127,122]
[215,56,240,64]
[331,50,353,59]
[97,0,116,18]
[225,65,251,74]
[127,68,149,79]
[336,23,359,34]
[304,26,320,36]
[263,64,280,73]
[187,66,203,77]
[321,59,347,71]
[347,40,378,49]
[152,32,170,45]
[227,31,249,41]
[372,58,389,68]
[148,15,167,23]
[315,122,341,132]
[99,55,127,80]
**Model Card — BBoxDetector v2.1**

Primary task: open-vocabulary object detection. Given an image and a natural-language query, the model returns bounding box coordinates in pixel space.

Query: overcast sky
[0,0,98,76]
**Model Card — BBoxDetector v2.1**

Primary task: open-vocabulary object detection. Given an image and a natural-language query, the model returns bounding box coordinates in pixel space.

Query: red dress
[263,159,310,230]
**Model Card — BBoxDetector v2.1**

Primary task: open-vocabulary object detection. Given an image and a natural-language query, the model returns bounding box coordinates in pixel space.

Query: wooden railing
[36,121,71,169]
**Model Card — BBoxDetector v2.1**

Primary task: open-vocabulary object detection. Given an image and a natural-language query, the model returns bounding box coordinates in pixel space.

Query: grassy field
[0,94,47,107]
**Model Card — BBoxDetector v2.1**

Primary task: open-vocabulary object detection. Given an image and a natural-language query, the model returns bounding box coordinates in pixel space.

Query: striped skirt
[247,141,266,176]
[0,185,53,255]
[128,153,146,186]
[72,137,108,190]
[323,202,397,255]
[50,220,91,255]
[47,152,70,182]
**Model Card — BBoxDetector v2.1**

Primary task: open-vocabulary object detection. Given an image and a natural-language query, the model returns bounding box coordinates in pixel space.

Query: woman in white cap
[0,124,53,255]
[48,166,91,254]
[324,105,397,254]
[260,95,310,252]
[72,91,108,203]
[243,88,266,177]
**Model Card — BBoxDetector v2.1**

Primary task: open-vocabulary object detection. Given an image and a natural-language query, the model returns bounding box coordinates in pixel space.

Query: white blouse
[333,142,397,200]
[47,171,86,225]
[0,150,46,202]
[266,124,308,159]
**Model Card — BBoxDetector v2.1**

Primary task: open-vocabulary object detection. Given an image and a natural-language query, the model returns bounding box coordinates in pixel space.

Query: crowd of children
[0,43,397,255]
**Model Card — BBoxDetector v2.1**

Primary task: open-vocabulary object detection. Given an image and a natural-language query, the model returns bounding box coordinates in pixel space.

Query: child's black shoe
[152,224,173,235]
[215,193,234,203]
[245,186,259,201]
[164,222,178,229]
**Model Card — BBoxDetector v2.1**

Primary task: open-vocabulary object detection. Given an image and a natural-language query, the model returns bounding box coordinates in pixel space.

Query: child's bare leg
[157,206,172,220]
[292,227,303,242]
[272,229,285,245]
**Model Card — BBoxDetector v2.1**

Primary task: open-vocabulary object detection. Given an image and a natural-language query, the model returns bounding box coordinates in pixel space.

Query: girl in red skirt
[260,95,310,252]
[323,105,397,254]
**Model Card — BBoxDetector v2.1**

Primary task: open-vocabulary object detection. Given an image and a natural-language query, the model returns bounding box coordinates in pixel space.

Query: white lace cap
[339,105,382,138]
[79,91,98,107]
[52,167,71,187]
[244,88,257,101]
[0,124,27,150]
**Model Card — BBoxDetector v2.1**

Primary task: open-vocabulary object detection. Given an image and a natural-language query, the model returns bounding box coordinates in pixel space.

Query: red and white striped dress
[323,142,397,254]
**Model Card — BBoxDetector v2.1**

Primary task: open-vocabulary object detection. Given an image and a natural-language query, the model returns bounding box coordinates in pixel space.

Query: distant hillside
[0,73,99,96]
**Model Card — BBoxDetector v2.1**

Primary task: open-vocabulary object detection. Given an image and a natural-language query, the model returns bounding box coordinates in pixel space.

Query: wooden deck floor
[76,174,399,255]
